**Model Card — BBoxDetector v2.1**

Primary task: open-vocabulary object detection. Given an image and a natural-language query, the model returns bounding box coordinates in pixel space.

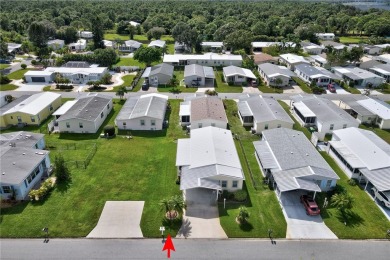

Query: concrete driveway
[326,85,350,95]
[284,84,303,94]
[87,201,144,238]
[177,188,227,239]
[280,191,337,239]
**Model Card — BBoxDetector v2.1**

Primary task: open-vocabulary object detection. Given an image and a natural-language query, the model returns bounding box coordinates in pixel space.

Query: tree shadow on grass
[336,210,365,227]
[162,216,183,236]
[239,221,254,232]
[55,179,72,194]
[0,201,29,216]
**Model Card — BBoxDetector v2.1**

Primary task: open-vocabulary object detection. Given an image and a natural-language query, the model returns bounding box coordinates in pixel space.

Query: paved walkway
[87,201,144,238]
[279,191,338,239]
[177,188,227,239]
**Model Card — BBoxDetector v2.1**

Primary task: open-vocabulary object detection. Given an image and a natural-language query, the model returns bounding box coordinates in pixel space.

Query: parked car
[142,81,149,91]
[250,80,258,87]
[300,195,321,216]
[327,83,336,93]
[371,187,390,209]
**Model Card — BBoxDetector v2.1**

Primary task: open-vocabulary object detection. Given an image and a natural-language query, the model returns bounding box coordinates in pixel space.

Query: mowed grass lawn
[339,36,369,44]
[215,70,243,93]
[0,84,18,91]
[0,100,185,238]
[115,58,145,67]
[158,70,197,93]
[0,64,10,69]
[218,100,287,238]
[7,69,30,80]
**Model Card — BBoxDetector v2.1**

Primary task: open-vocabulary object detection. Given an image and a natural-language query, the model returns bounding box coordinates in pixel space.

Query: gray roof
[0,146,49,185]
[57,94,112,122]
[147,63,174,77]
[184,64,215,79]
[295,64,340,80]
[340,95,375,117]
[124,40,142,48]
[238,95,293,124]
[0,131,44,149]
[258,63,296,77]
[62,61,90,68]
[116,94,168,120]
[190,97,227,123]
[0,95,30,116]
[292,95,358,125]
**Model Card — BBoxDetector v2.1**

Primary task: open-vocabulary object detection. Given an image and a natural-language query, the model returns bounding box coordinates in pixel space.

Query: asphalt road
[1,239,389,259]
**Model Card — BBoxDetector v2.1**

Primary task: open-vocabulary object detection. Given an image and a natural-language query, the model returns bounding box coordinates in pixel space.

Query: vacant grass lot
[218,100,287,238]
[0,84,18,91]
[215,70,243,93]
[0,100,185,238]
[339,36,369,44]
[7,69,30,80]
[0,64,10,69]
[108,74,136,93]
[115,58,145,68]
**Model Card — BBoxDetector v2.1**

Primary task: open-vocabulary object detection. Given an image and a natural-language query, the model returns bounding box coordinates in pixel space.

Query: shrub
[100,72,112,85]
[31,59,37,65]
[54,154,71,183]
[0,74,11,84]
[21,63,27,69]
[104,125,115,136]
[233,190,248,202]
[348,179,358,186]
[29,178,55,201]
[205,89,218,96]
[236,206,250,224]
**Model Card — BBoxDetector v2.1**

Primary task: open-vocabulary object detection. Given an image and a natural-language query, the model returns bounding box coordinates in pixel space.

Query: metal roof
[238,95,294,124]
[184,64,215,79]
[0,95,30,116]
[272,167,322,193]
[258,63,296,78]
[2,92,61,116]
[180,165,222,190]
[253,141,279,169]
[279,54,309,65]
[223,66,256,79]
[357,98,390,120]
[360,168,390,192]
[124,40,142,48]
[332,66,384,80]
[190,97,227,123]
[150,63,174,77]
[148,40,166,48]
[116,94,168,120]
[295,64,339,80]
[163,53,242,63]
[52,100,77,116]
[293,102,316,117]
[201,42,224,47]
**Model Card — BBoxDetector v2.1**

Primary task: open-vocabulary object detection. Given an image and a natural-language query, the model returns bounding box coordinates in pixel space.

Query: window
[326,180,332,188]
[2,186,11,194]
[232,181,238,188]
[123,122,126,126]
[264,124,268,130]
[66,122,70,128]
[49,104,53,111]
[343,124,347,129]
[329,124,334,130]
[31,116,35,122]
[221,181,227,188]
[140,120,145,126]
[151,120,156,126]
[198,123,202,128]
[211,123,216,127]
[277,124,281,128]
[316,180,322,187]
[101,112,104,118]
[79,122,83,128]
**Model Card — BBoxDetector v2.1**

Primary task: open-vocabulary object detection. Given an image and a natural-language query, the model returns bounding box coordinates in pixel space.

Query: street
[1,238,389,259]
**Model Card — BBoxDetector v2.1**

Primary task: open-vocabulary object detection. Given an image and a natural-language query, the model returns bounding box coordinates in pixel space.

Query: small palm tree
[331,193,354,217]
[116,86,127,100]
[236,206,250,224]
[159,195,186,220]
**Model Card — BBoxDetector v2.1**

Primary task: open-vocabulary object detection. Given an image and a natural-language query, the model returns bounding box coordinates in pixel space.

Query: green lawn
[339,36,369,44]
[104,33,130,41]
[109,74,136,93]
[0,84,18,91]
[258,84,283,94]
[359,124,390,144]
[115,58,145,68]
[166,43,175,54]
[215,70,243,93]
[218,100,287,238]
[7,69,30,80]
[0,100,186,238]
[318,152,389,239]
[292,77,313,93]
[158,70,197,93]
[0,64,10,69]
[278,100,311,139]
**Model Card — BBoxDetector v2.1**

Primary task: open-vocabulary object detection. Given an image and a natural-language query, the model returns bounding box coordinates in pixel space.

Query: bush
[56,84,73,90]
[348,179,358,186]
[233,190,248,202]
[31,59,37,65]
[104,125,115,136]
[205,89,218,96]
[312,86,325,94]
[29,178,55,201]
[0,74,11,84]
[21,63,27,69]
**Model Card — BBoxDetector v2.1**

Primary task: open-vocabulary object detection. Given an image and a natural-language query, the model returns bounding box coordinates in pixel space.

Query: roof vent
[13,162,16,165]
[2,172,5,175]
[290,152,293,154]
[22,153,26,155]
[306,153,309,156]
[86,110,88,112]
[37,152,44,155]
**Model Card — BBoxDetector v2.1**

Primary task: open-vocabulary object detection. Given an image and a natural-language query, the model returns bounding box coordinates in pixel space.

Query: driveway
[176,188,227,239]
[280,191,338,239]
[243,86,260,94]
[87,201,144,238]
[326,85,350,95]
[283,84,303,94]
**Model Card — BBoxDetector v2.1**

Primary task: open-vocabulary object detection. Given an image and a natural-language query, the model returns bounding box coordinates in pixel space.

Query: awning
[360,168,390,192]
[293,102,316,117]
[253,141,279,169]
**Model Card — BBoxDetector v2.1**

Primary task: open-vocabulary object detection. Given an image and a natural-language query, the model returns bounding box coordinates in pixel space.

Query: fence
[46,143,97,169]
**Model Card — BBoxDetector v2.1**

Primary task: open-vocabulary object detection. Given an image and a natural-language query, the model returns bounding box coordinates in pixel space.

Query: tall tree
[91,15,104,50]
[0,41,8,59]
[224,30,253,53]
[172,22,198,49]
[28,20,56,48]
[54,154,71,183]
[147,27,166,40]
[133,46,161,66]
[94,48,118,67]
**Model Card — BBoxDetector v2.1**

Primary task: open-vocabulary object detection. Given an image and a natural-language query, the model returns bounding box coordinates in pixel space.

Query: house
[0,93,9,108]
[0,93,62,129]
[115,94,168,130]
[368,64,390,83]
[24,64,108,84]
[294,64,341,87]
[47,39,65,50]
[56,94,113,133]
[0,131,51,200]
[237,95,293,132]
[118,40,142,53]
[332,66,384,87]
[375,53,390,64]
[355,98,390,129]
[316,33,335,41]
[327,128,390,197]
[253,53,278,66]
[302,42,324,55]
[129,21,140,27]
[163,53,242,67]
[201,42,224,53]
[103,40,114,49]
[68,39,87,51]
[141,63,174,86]
[176,127,244,192]
[258,63,296,87]
[339,96,377,126]
[291,95,359,140]
[148,40,166,49]
[223,65,256,85]
[279,53,310,70]
[179,96,227,129]
[359,58,382,70]
[7,43,22,56]
[363,45,382,55]
[254,128,339,198]
[184,64,215,87]
[174,42,191,54]
[251,42,295,53]
[79,31,93,39]
[306,55,328,68]
[321,41,346,51]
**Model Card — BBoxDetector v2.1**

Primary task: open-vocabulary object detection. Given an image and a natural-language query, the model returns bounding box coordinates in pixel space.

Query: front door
[17,116,22,123]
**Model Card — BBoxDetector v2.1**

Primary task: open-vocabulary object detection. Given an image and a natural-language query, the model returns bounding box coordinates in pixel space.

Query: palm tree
[331,193,354,217]
[159,195,186,220]
[236,206,250,224]
[115,86,127,100]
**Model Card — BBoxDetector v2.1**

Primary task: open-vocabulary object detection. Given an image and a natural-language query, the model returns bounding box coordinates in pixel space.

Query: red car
[300,195,321,216]
[327,83,336,93]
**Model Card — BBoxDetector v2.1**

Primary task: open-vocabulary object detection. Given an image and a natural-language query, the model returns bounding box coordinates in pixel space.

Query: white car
[371,187,390,209]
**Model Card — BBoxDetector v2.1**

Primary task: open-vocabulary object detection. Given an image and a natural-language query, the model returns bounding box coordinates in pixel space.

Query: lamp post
[159,226,165,241]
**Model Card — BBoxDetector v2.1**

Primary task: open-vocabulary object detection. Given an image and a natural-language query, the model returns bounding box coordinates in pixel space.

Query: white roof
[163,53,242,63]
[69,39,86,47]
[47,39,64,45]
[7,43,21,53]
[279,54,309,65]
[223,65,256,79]
[357,98,390,120]
[45,66,107,74]
[103,40,113,47]
[148,40,166,48]
[293,102,316,117]
[52,100,77,116]
[251,42,296,48]
[24,70,54,76]
[333,66,384,80]
[316,33,335,36]
[179,103,190,116]
[376,54,390,64]
[129,21,140,27]
[201,42,224,47]
[3,92,61,116]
